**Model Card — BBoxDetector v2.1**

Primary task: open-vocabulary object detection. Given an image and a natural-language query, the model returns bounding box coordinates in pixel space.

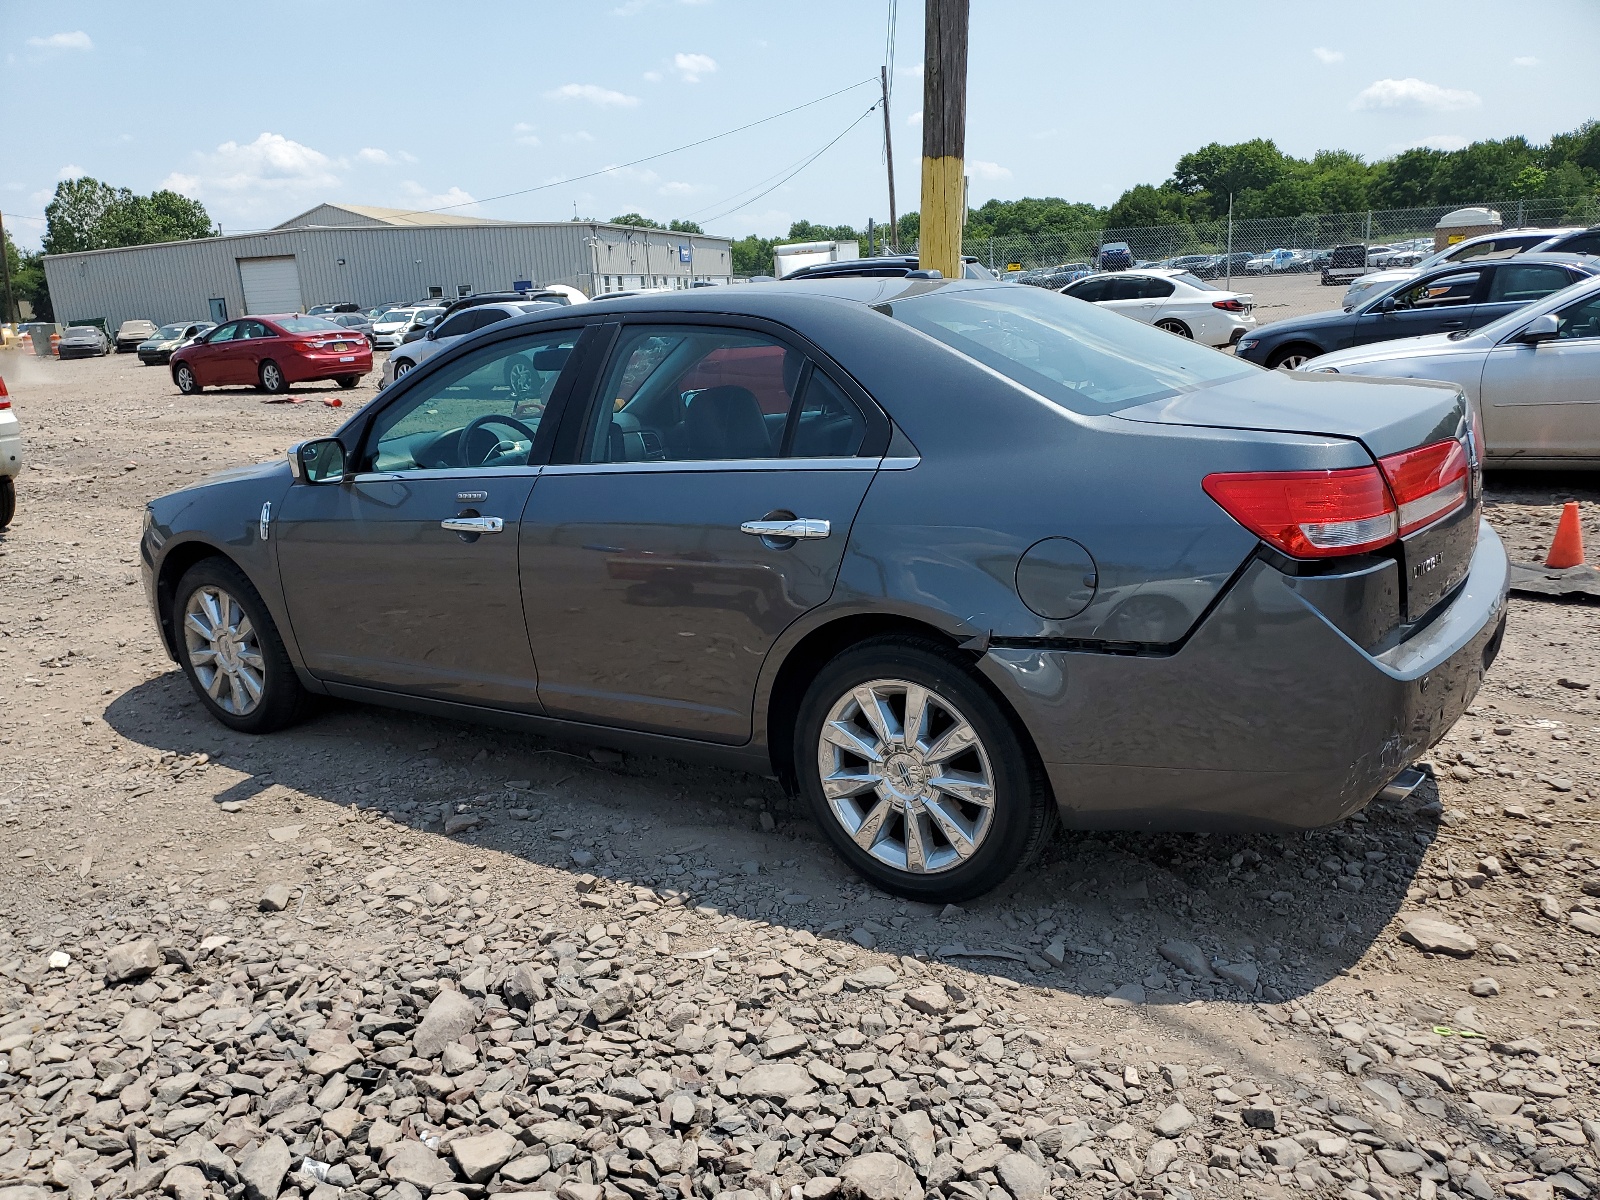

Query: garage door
[237,256,303,316]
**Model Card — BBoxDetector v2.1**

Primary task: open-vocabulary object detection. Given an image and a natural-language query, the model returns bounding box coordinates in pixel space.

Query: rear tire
[336,375,359,389]
[1155,318,1192,338]
[794,635,1056,902]
[1267,344,1319,371]
[172,559,307,734]
[259,360,289,394]
[174,363,202,394]
[0,477,14,529]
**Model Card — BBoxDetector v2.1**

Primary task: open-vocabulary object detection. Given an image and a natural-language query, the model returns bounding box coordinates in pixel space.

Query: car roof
[1505,251,1600,268]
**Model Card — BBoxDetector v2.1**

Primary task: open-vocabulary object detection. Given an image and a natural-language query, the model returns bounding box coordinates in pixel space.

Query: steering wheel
[457,414,538,467]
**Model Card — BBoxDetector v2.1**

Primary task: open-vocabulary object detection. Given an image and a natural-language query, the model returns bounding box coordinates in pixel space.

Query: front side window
[885,284,1250,412]
[207,322,240,343]
[360,329,579,473]
[1555,292,1600,341]
[1063,278,1111,303]
[581,325,864,463]
[1392,271,1481,309]
[1488,265,1580,304]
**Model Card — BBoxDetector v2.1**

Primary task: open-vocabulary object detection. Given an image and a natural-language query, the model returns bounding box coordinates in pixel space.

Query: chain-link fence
[963,196,1600,285]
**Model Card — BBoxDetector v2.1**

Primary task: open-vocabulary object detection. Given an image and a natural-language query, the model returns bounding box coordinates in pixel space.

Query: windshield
[410,308,444,323]
[885,284,1252,412]
[154,324,186,339]
[375,310,410,324]
[275,315,342,333]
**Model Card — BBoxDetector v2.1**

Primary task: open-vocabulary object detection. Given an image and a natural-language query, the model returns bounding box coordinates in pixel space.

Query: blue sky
[4,0,1598,250]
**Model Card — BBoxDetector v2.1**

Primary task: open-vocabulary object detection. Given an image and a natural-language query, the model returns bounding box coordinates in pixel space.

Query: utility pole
[918,0,968,279]
[881,66,899,254]
[0,210,15,326]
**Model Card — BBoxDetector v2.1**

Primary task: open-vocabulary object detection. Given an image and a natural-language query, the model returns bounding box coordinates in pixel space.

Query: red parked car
[170,314,373,395]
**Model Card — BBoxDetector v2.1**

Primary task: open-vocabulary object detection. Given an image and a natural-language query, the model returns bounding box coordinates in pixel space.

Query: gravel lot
[2,350,1599,1200]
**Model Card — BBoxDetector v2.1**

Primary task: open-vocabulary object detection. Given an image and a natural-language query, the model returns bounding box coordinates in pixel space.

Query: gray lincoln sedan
[141,279,1509,901]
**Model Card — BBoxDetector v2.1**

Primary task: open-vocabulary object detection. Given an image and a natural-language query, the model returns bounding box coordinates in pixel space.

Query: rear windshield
[275,316,341,333]
[884,285,1251,411]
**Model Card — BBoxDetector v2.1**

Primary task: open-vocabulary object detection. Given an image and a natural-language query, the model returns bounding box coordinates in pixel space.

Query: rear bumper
[985,520,1509,832]
[283,352,372,383]
[0,422,23,478]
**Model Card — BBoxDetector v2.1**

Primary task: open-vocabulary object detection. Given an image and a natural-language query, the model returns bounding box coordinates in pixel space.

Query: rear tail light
[1203,437,1469,559]
[1378,438,1469,536]
[0,374,9,409]
[1212,298,1247,312]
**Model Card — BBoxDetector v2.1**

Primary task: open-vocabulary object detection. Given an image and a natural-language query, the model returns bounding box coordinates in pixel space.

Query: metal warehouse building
[42,203,735,332]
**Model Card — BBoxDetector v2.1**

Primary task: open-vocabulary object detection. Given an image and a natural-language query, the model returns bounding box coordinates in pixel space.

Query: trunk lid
[1114,369,1466,460]
[1122,371,1478,622]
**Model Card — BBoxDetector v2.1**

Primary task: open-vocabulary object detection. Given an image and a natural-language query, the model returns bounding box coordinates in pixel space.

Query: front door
[1481,288,1600,463]
[1356,268,1484,347]
[519,322,880,742]
[189,321,240,385]
[274,326,582,707]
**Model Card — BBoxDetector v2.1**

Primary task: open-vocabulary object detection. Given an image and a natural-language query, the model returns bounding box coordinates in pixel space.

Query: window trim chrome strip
[540,456,889,476]
[346,466,546,484]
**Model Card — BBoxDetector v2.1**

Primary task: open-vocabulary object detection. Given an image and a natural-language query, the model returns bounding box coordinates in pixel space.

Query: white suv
[0,373,22,528]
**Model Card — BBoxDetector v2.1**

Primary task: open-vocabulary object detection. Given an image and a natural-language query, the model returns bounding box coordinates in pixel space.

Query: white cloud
[159,133,346,225]
[399,182,479,213]
[673,52,716,83]
[643,70,663,82]
[57,164,85,180]
[511,123,541,147]
[907,110,922,127]
[658,181,699,196]
[561,130,595,144]
[1353,77,1480,112]
[969,160,1012,181]
[898,63,923,78]
[28,31,92,51]
[1418,134,1470,151]
[1312,46,1344,64]
[545,83,639,108]
[356,147,396,165]
[1511,55,1540,67]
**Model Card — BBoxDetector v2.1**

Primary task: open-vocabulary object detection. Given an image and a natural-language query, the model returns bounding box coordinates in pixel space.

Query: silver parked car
[1304,272,1600,468]
[380,301,557,387]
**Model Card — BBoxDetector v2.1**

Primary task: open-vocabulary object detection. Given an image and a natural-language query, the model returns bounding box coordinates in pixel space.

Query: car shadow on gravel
[103,671,1440,1010]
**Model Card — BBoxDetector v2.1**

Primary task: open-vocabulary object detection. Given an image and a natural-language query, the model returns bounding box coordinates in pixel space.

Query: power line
[422,77,878,214]
[695,104,882,226]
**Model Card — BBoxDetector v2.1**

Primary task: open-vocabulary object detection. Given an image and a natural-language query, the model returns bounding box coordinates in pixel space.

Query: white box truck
[774,240,860,278]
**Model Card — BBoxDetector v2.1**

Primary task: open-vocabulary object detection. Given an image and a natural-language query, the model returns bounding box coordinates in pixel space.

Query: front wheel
[174,363,202,394]
[1268,345,1318,371]
[336,375,359,389]
[1154,318,1192,338]
[795,636,1056,902]
[259,360,288,394]
[173,559,307,733]
[0,476,14,529]
[392,358,415,381]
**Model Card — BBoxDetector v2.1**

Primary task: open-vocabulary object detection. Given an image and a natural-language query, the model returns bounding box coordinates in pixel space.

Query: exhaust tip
[1377,765,1429,803]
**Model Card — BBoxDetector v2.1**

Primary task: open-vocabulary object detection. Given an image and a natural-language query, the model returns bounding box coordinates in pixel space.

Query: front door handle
[741,518,830,540]
[441,516,504,534]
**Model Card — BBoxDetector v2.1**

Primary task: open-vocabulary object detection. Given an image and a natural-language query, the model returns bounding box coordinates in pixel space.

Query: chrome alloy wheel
[1275,352,1312,371]
[817,678,996,875]
[183,586,266,715]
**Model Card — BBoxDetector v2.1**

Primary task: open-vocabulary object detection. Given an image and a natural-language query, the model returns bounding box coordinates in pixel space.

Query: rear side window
[886,285,1251,412]
[1063,278,1111,302]
[1555,232,1600,256]
[581,326,866,463]
[1135,276,1175,299]
[1488,264,1580,303]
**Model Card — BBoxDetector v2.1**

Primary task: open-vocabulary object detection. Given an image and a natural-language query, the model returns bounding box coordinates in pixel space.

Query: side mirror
[1375,297,1397,314]
[1519,313,1560,344]
[289,438,347,484]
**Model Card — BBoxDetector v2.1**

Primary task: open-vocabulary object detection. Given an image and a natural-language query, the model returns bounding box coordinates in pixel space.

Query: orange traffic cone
[1545,501,1586,569]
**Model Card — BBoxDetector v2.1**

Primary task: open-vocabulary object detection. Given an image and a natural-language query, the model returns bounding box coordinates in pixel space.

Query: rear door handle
[740,518,830,540]
[441,516,504,534]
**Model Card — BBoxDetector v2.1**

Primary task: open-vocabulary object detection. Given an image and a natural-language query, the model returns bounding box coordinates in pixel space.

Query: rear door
[231,320,275,385]
[518,319,885,742]
[1481,288,1600,462]
[1356,269,1484,346]
[1100,275,1167,325]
